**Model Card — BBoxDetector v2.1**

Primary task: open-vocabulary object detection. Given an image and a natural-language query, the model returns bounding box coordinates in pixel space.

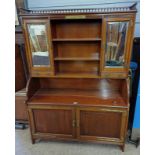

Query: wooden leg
[120,144,125,152]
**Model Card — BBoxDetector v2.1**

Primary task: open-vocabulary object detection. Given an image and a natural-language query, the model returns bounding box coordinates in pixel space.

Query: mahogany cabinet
[20,4,137,151]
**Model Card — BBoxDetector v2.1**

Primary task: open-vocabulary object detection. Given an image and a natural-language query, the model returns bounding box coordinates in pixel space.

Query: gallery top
[19,3,137,16]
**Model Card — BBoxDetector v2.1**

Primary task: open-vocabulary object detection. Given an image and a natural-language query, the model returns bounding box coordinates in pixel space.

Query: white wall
[27,0,140,37]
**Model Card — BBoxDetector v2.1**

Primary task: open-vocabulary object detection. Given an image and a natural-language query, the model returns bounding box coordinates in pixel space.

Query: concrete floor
[16,128,140,155]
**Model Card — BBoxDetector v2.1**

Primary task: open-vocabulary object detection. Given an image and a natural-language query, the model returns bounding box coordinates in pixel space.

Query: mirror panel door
[102,16,134,78]
[24,19,54,77]
[105,21,129,67]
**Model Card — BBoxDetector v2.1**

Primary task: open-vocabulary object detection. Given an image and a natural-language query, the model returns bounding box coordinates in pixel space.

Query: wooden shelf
[52,38,101,42]
[55,72,99,78]
[54,57,99,61]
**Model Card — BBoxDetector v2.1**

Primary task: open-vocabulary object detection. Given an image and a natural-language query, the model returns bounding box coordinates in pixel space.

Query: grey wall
[27,0,140,37]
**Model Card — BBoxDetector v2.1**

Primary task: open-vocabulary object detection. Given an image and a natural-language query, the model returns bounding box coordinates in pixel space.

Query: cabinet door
[76,107,128,143]
[28,106,75,139]
[23,19,54,77]
[102,16,135,78]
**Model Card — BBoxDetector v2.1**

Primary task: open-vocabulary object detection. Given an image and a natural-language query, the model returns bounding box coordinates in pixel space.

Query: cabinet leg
[120,144,125,152]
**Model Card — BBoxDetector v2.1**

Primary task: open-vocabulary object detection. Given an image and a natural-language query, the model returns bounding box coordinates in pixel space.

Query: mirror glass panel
[105,21,129,67]
[27,24,50,67]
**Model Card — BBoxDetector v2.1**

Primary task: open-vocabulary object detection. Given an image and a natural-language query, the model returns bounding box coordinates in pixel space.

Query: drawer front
[76,107,128,143]
[28,106,76,139]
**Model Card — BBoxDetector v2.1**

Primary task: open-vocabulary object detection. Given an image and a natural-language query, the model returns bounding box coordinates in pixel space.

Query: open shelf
[54,57,99,61]
[52,38,101,42]
[55,72,99,78]
[51,19,102,39]
[54,61,99,77]
[53,42,100,59]
[51,19,101,78]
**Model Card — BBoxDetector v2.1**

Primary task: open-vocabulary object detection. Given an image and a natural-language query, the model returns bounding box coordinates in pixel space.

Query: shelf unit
[50,19,102,77]
[21,4,137,151]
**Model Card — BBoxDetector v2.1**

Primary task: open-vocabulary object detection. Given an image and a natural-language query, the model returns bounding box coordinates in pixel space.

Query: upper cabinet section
[21,5,136,78]
[23,19,54,77]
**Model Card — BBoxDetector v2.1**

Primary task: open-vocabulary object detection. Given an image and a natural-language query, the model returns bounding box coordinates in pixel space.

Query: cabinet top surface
[28,88,128,108]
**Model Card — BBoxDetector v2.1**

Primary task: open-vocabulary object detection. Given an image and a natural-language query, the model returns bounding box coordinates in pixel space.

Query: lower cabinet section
[28,105,128,151]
